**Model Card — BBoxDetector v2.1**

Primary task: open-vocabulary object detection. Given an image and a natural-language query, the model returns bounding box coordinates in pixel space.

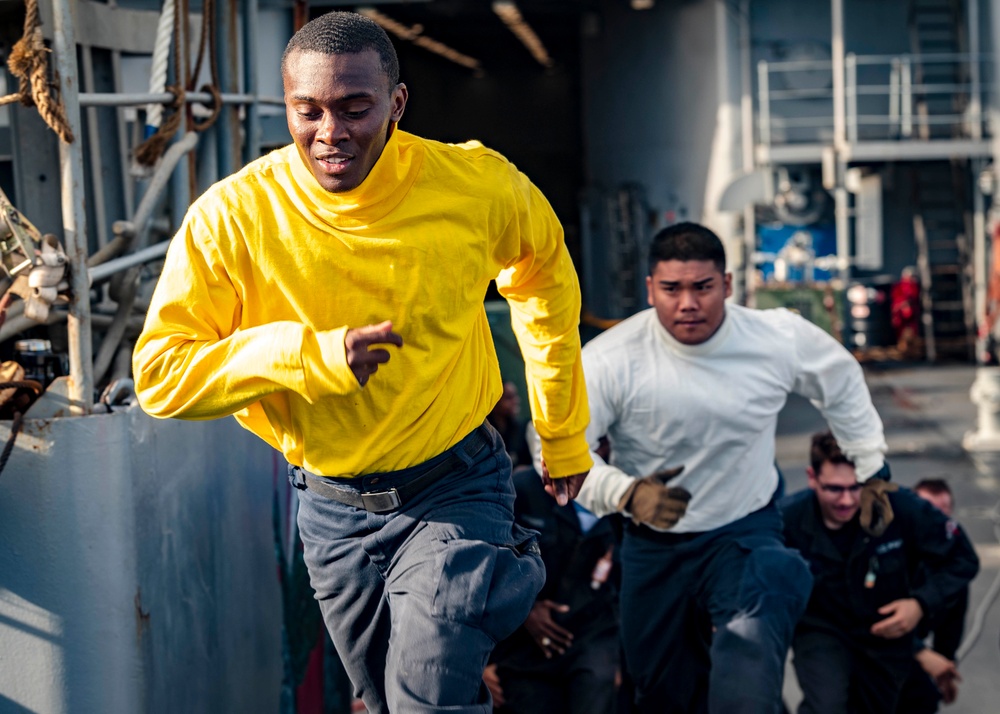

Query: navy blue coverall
[780,487,979,714]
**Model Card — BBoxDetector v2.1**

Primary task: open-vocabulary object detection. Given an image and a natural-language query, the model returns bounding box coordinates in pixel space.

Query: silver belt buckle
[361,488,402,513]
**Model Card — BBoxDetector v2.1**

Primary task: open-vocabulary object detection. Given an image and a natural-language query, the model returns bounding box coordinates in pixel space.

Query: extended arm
[133,208,379,419]
[495,169,591,481]
[790,314,887,480]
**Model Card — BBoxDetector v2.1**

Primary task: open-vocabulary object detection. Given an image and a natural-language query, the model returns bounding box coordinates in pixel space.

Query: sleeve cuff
[540,431,593,478]
[301,326,364,400]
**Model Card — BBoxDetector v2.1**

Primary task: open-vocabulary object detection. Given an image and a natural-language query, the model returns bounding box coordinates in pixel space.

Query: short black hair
[809,431,854,475]
[281,11,400,89]
[914,478,952,497]
[648,222,726,275]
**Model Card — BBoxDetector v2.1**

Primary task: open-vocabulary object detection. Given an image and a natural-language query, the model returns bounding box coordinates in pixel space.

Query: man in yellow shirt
[133,11,591,713]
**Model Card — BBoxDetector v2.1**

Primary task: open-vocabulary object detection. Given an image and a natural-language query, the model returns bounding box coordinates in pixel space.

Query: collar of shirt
[650,307,734,357]
[288,126,425,228]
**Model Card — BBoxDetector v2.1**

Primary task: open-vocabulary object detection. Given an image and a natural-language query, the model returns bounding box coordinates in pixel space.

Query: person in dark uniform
[488,380,532,468]
[781,433,979,714]
[893,478,970,712]
[487,427,620,714]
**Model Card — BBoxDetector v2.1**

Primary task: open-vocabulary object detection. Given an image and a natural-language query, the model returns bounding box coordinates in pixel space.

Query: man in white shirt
[576,222,889,714]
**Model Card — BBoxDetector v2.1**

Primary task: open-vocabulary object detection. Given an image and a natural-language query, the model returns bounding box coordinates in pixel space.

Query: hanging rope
[133,0,222,167]
[188,0,222,132]
[133,84,186,168]
[0,0,74,143]
[133,0,187,168]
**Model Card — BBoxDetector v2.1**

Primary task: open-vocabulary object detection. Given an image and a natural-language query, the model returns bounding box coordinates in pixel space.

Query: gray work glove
[617,466,689,531]
[859,478,899,537]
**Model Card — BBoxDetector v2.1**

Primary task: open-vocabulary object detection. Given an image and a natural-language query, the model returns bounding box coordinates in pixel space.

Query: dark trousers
[620,504,812,714]
[291,424,545,714]
[496,625,619,714]
[793,628,913,714]
[894,662,942,714]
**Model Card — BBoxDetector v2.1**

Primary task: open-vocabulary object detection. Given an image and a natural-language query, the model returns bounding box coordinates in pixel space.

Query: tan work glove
[859,478,899,537]
[617,466,690,531]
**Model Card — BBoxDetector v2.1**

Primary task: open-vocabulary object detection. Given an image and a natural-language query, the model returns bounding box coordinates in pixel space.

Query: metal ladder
[908,0,967,139]
[913,160,975,361]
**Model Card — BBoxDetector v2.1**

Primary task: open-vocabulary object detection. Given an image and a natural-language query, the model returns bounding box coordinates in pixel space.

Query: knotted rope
[0,0,74,143]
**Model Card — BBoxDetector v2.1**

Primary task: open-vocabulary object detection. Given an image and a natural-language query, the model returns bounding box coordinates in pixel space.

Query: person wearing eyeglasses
[779,432,979,714]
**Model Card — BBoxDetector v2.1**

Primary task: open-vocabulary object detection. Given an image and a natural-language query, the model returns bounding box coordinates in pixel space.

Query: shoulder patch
[945,519,959,540]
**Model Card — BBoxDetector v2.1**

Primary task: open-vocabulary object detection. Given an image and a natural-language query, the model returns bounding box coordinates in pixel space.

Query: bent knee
[739,543,813,614]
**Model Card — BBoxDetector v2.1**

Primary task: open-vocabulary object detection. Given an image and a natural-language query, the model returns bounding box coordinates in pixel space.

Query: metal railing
[758,52,992,148]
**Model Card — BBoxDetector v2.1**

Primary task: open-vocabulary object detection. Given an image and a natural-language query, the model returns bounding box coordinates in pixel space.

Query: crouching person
[780,432,979,714]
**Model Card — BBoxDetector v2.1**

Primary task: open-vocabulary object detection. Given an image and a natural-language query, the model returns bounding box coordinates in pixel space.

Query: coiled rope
[0,0,74,144]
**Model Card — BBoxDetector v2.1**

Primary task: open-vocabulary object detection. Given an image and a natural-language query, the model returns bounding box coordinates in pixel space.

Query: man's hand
[523,599,573,659]
[540,460,588,506]
[345,320,403,386]
[859,473,899,537]
[482,663,505,709]
[915,648,961,704]
[870,597,923,639]
[616,466,689,531]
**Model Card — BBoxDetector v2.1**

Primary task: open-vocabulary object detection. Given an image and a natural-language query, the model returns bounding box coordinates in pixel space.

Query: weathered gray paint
[0,408,282,713]
[581,0,721,225]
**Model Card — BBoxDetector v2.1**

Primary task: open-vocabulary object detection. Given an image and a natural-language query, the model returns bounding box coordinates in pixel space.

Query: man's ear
[806,467,817,490]
[390,83,408,123]
[646,275,654,306]
[724,272,733,299]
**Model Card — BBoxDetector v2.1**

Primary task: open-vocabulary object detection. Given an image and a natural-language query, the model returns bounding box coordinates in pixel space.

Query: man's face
[646,260,732,345]
[808,461,862,529]
[916,488,953,517]
[283,49,407,193]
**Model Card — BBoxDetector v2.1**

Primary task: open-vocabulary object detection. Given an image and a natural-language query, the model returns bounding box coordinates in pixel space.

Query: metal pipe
[831,0,846,152]
[92,267,140,385]
[89,240,172,284]
[969,0,982,139]
[52,0,94,414]
[243,0,262,165]
[889,58,901,137]
[974,158,987,336]
[111,50,136,220]
[88,132,198,266]
[902,57,913,138]
[216,0,239,176]
[80,46,109,249]
[78,91,284,107]
[846,53,857,143]
[757,60,770,148]
[740,0,755,307]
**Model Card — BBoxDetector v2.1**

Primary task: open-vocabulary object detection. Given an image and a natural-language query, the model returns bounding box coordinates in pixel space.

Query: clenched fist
[859,477,899,537]
[617,466,690,531]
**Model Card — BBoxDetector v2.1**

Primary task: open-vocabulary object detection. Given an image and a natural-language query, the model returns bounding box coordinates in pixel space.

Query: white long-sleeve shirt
[576,305,886,532]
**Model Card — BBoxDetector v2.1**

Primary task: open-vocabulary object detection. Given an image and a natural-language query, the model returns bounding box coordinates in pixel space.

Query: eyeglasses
[817,482,863,496]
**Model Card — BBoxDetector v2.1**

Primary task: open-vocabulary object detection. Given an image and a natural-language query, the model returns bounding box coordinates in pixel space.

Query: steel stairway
[912,160,975,361]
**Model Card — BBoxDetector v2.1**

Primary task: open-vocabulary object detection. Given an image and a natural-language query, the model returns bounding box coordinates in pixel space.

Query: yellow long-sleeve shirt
[133,129,592,479]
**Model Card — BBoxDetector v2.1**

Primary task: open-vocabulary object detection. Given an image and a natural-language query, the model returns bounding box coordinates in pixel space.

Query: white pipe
[89,240,172,284]
[968,0,982,139]
[832,0,846,152]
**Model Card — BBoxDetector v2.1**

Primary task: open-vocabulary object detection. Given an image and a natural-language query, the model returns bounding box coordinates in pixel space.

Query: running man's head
[646,222,732,345]
[914,478,953,517]
[282,12,408,193]
[807,431,861,530]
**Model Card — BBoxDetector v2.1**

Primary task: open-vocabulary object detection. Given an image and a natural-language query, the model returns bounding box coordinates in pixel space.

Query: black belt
[296,426,490,514]
[626,522,703,544]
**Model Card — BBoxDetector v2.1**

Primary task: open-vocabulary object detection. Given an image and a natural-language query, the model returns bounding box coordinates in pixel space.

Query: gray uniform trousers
[290,424,545,713]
